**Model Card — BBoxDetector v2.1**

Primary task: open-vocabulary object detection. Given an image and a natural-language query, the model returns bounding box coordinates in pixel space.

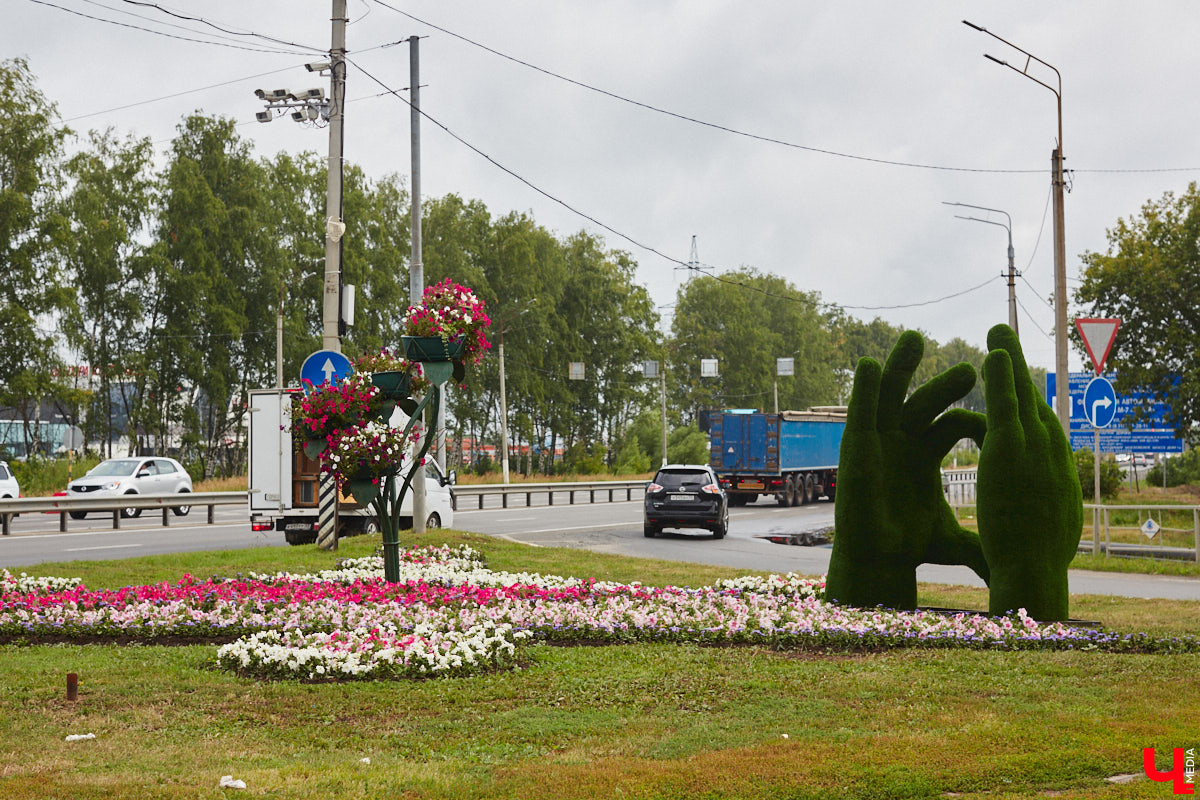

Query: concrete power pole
[316,0,348,552]
[409,35,427,534]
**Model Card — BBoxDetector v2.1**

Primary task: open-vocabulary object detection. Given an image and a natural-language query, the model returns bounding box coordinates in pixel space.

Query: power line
[837,275,1003,311]
[368,1,1200,177]
[116,0,326,54]
[75,0,297,51]
[27,0,311,55]
[63,65,297,123]
[348,55,1014,319]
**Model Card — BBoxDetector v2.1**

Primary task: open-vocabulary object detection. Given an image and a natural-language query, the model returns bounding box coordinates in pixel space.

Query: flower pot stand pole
[373,366,451,582]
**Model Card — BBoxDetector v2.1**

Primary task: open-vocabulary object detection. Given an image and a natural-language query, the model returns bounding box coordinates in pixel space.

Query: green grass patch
[3,532,1199,798]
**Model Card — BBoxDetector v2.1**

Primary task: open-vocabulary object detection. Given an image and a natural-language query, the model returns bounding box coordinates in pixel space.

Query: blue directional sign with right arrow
[1083,376,1117,428]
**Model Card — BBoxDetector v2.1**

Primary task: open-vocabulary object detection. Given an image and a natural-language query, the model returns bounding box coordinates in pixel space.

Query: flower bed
[2,547,1197,683]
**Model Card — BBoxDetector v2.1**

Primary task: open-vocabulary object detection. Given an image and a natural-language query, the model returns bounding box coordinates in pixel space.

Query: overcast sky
[10,1,1200,374]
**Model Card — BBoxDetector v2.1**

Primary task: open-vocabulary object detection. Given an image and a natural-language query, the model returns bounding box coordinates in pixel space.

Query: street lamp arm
[964,19,1062,99]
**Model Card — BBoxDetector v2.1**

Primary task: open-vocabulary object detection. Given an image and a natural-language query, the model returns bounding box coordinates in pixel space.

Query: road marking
[0,521,249,541]
[519,523,631,534]
[496,516,537,522]
[64,544,143,552]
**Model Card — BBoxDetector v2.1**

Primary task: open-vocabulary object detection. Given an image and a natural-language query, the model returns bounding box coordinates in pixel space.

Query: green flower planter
[302,438,328,459]
[347,475,381,505]
[403,335,466,363]
[370,370,411,399]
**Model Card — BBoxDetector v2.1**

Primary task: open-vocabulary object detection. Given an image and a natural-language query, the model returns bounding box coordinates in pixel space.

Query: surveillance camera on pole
[255,110,273,123]
[305,61,331,73]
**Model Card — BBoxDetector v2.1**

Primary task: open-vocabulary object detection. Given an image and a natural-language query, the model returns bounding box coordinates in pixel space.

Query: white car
[67,457,193,519]
[0,460,18,499]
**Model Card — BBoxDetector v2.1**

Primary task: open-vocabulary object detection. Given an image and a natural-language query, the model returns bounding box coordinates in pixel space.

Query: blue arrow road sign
[300,350,353,388]
[1083,376,1117,428]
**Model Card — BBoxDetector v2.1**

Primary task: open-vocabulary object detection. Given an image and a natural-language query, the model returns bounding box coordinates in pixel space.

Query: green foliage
[666,426,708,465]
[1076,181,1200,437]
[564,442,607,475]
[1074,448,1125,500]
[9,455,101,496]
[977,325,1082,621]
[612,435,652,475]
[670,270,838,422]
[828,330,988,610]
[1147,449,1200,487]
[0,59,73,446]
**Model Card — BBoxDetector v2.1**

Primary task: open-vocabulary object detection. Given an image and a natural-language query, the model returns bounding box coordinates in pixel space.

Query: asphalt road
[3,496,1200,602]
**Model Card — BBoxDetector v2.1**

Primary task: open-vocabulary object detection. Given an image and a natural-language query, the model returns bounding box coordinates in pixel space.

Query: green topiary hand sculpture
[827,330,990,610]
[977,324,1082,621]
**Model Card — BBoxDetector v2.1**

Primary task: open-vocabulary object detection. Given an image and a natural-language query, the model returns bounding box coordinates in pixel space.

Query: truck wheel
[802,475,815,505]
[777,477,793,507]
[426,512,441,529]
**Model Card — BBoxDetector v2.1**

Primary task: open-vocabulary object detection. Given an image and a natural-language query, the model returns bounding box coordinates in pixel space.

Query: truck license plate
[668,493,692,501]
[739,481,763,490]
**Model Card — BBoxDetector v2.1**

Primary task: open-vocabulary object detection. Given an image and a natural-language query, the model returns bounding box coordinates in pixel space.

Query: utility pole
[408,34,427,534]
[322,0,347,351]
[1052,144,1069,435]
[316,0,347,552]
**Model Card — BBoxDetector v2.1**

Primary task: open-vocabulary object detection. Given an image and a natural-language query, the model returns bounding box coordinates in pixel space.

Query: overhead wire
[347,55,1017,318]
[74,0,297,51]
[369,1,1200,176]
[116,0,326,54]
[26,0,313,55]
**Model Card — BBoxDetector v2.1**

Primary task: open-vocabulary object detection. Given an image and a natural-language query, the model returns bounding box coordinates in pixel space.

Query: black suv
[643,464,729,539]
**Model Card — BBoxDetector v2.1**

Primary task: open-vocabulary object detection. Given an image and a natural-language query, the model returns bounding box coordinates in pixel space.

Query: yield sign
[1075,318,1120,375]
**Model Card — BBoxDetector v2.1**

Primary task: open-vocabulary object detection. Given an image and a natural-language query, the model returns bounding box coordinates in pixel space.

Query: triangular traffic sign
[1075,318,1120,375]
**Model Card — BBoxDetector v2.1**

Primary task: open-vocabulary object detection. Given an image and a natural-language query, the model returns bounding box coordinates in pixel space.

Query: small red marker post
[66,673,78,702]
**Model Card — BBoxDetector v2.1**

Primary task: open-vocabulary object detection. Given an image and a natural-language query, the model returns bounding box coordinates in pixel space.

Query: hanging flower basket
[370,369,412,399]
[402,335,467,363]
[302,438,328,459]
[346,473,381,505]
[402,278,491,364]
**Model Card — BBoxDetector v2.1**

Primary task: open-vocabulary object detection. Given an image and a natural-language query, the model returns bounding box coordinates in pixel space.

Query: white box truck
[247,388,455,545]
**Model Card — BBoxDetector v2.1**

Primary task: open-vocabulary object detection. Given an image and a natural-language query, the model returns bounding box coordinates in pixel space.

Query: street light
[496,300,536,485]
[964,19,1068,435]
[943,201,1019,337]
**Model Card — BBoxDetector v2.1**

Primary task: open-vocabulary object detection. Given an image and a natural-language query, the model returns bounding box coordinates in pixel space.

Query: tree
[155,114,274,474]
[0,58,72,455]
[62,128,157,456]
[1077,182,1200,438]
[670,270,838,420]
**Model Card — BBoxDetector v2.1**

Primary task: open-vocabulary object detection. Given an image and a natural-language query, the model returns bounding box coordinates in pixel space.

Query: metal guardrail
[0,492,248,535]
[452,480,649,510]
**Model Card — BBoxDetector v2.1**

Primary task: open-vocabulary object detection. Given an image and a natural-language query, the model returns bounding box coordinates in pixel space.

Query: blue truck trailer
[706,408,846,506]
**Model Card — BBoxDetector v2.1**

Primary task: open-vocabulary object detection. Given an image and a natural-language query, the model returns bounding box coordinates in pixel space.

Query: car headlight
[101,481,121,491]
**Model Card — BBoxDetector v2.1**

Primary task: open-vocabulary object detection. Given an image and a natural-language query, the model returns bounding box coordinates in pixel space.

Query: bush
[1075,448,1124,500]
[1147,449,1200,487]
[666,426,708,465]
[9,455,101,497]
[613,437,652,475]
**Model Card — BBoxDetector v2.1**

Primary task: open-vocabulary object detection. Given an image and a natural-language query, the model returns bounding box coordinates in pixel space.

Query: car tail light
[700,483,720,494]
[646,483,664,493]
[250,518,274,532]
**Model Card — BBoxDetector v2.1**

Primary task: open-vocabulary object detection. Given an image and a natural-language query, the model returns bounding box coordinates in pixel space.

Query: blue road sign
[300,350,353,388]
[1048,371,1183,453]
[1046,372,1174,429]
[1083,376,1117,428]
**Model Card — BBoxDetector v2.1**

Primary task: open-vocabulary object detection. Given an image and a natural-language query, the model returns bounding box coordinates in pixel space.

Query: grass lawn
[2,532,1197,799]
